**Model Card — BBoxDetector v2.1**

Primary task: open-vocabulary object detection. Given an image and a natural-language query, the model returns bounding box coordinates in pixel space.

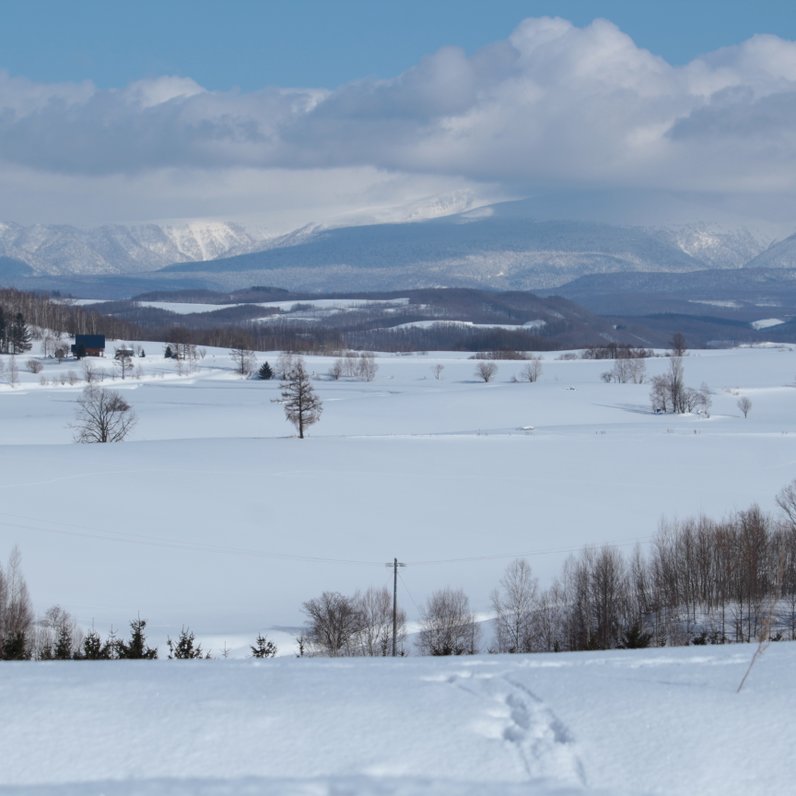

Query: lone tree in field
[280,358,322,439]
[73,386,136,443]
[738,396,752,418]
[476,361,498,383]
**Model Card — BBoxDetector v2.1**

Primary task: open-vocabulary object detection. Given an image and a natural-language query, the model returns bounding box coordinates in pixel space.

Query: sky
[1,1,796,232]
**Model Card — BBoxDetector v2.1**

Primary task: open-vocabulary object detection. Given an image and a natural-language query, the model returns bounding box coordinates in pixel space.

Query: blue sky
[0,1,795,230]
[3,0,794,89]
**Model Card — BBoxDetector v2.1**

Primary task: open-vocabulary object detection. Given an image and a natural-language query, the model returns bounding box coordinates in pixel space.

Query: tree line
[4,483,796,661]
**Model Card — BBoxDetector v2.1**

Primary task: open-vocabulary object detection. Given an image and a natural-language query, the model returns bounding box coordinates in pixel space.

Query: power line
[406,536,655,566]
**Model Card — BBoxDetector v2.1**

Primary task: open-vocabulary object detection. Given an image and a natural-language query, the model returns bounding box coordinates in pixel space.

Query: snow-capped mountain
[161,202,773,293]
[655,224,768,269]
[0,199,781,295]
[0,221,267,275]
[743,232,796,269]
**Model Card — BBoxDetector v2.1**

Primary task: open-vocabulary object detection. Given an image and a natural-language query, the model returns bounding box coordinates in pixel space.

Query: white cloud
[1,18,796,227]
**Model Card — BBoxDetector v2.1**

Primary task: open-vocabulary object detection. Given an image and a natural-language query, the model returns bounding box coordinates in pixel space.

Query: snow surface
[136,298,412,315]
[2,344,796,794]
[0,644,793,794]
[750,318,785,330]
[2,345,796,645]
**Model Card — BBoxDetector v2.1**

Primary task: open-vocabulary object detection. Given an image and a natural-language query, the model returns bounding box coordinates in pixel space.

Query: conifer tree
[250,633,278,658]
[280,358,322,439]
[81,629,107,660]
[117,617,158,659]
[167,627,206,659]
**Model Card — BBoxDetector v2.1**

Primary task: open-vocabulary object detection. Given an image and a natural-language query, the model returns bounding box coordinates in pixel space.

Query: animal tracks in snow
[427,669,587,789]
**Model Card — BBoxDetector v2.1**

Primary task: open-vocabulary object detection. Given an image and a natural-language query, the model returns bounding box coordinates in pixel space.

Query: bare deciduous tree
[519,356,543,383]
[0,547,33,659]
[281,358,322,439]
[491,559,539,653]
[476,361,498,383]
[354,586,406,656]
[432,363,445,380]
[356,352,378,382]
[419,587,479,656]
[670,332,687,358]
[73,386,136,443]
[738,396,752,418]
[302,591,362,656]
[230,344,256,376]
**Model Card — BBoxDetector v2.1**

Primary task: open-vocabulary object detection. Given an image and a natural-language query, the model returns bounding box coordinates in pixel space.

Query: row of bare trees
[490,498,796,654]
[301,484,796,658]
[302,587,407,656]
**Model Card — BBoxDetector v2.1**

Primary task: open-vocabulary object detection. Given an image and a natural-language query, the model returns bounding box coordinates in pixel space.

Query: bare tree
[230,344,256,377]
[73,386,136,443]
[8,355,18,387]
[476,361,498,383]
[302,591,362,656]
[281,358,322,439]
[356,352,378,382]
[327,359,343,380]
[519,356,543,383]
[491,559,539,653]
[432,363,445,380]
[114,348,134,380]
[354,586,406,656]
[26,358,43,374]
[738,396,752,418]
[419,587,479,656]
[0,547,33,659]
[777,480,796,527]
[670,332,687,358]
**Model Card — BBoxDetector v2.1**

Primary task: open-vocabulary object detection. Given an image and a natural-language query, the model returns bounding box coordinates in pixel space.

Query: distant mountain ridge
[0,220,266,275]
[0,199,784,295]
[160,202,773,291]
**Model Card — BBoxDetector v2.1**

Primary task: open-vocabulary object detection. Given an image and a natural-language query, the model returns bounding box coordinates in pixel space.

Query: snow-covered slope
[0,221,267,275]
[2,343,795,641]
[655,223,767,269]
[744,231,796,269]
[0,644,793,795]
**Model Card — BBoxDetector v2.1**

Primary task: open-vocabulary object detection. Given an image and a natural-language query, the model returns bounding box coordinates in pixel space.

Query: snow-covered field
[2,344,796,642]
[1,644,793,794]
[2,342,796,793]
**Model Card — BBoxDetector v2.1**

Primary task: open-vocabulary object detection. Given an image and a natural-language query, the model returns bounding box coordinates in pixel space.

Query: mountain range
[0,199,792,298]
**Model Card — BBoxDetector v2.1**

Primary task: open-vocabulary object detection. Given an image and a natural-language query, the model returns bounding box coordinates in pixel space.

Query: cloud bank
[1,17,795,228]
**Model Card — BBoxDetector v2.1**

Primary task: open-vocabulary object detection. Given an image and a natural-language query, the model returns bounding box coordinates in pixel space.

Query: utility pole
[385,557,406,656]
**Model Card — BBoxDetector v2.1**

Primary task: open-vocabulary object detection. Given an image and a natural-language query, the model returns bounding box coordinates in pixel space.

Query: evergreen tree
[9,312,32,355]
[619,621,653,649]
[258,361,273,380]
[117,617,158,659]
[53,622,74,660]
[250,633,278,658]
[81,629,107,660]
[167,626,207,659]
[3,631,30,660]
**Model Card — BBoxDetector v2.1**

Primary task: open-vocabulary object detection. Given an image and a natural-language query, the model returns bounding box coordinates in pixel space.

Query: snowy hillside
[2,340,796,794]
[1,343,795,640]
[744,231,796,269]
[0,221,266,275]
